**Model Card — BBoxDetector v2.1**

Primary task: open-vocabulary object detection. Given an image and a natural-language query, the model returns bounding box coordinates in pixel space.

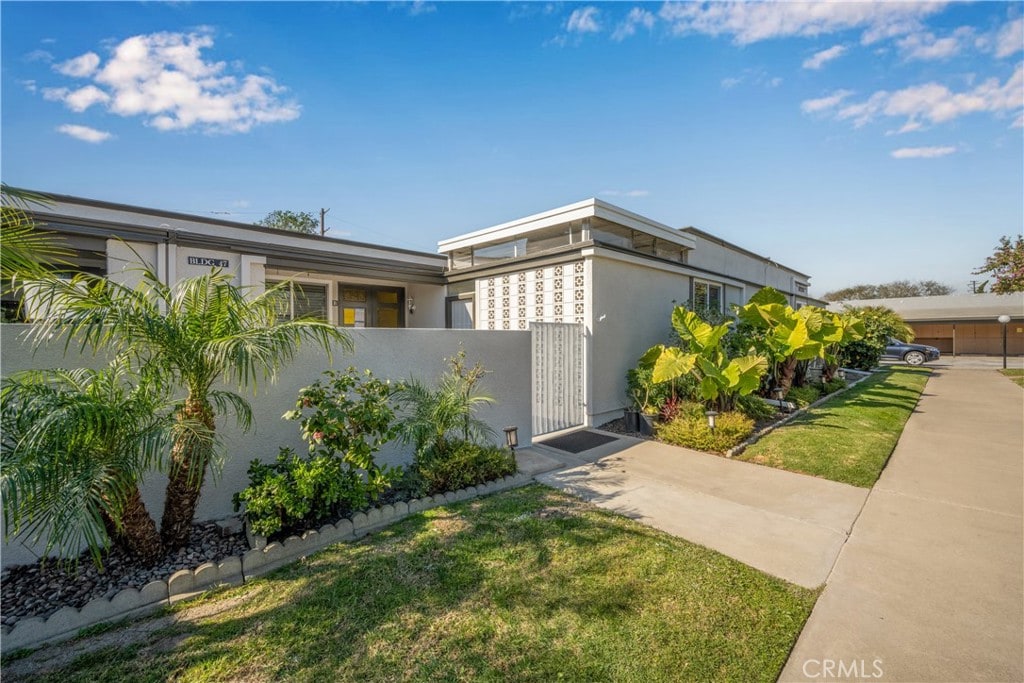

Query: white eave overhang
[437,198,697,254]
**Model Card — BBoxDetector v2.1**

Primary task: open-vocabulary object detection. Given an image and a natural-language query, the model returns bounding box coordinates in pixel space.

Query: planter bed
[0,471,532,653]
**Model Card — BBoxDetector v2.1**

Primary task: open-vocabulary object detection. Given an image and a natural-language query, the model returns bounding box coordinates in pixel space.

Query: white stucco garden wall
[0,326,531,568]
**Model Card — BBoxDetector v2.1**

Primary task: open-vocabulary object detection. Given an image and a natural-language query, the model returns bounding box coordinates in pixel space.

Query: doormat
[540,430,618,454]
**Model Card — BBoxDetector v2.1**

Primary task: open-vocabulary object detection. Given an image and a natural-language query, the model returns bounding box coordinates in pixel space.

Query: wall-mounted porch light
[407,297,416,315]
[503,426,519,452]
[705,410,718,433]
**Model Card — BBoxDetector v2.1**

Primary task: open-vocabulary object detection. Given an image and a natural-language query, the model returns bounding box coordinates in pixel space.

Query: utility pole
[320,208,330,236]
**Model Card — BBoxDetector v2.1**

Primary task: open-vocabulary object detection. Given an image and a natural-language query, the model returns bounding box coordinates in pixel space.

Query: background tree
[22,269,349,549]
[837,305,914,371]
[822,280,954,302]
[256,210,319,235]
[973,235,1024,294]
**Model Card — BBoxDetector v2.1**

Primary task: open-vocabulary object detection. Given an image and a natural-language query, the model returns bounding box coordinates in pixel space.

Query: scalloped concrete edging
[0,471,532,653]
[726,369,873,458]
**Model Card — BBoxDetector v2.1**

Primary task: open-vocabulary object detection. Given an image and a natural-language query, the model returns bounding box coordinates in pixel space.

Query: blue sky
[2,1,1021,296]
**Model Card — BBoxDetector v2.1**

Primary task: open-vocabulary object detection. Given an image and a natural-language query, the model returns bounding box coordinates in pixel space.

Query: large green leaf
[672,308,730,352]
[652,347,697,383]
[746,287,788,307]
[637,345,664,369]
[722,354,769,395]
[699,376,719,401]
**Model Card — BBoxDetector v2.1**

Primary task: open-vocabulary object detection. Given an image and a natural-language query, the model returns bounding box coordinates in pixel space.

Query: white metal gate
[531,322,585,435]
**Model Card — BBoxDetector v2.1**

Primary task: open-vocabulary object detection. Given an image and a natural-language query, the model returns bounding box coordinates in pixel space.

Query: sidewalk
[532,435,869,589]
[781,368,1024,682]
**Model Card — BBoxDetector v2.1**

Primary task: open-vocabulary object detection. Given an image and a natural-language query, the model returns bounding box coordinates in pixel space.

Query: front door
[339,285,404,328]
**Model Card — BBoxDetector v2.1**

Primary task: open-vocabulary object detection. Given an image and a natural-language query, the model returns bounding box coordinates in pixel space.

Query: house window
[340,285,403,328]
[693,280,723,313]
[267,280,329,321]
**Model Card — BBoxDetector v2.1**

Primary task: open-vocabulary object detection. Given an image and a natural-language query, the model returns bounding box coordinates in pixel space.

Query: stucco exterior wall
[684,232,808,302]
[587,255,690,426]
[0,326,530,568]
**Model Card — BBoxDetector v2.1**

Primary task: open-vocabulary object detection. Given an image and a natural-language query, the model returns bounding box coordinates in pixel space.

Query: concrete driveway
[529,435,869,589]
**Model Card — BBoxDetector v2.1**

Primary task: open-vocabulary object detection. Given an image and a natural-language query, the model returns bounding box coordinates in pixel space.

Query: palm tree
[396,349,496,458]
[23,267,350,548]
[0,361,197,564]
[0,184,70,293]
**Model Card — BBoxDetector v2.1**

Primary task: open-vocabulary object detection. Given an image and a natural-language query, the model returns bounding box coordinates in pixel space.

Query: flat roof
[832,293,1024,321]
[437,198,698,253]
[11,188,447,282]
[681,226,811,279]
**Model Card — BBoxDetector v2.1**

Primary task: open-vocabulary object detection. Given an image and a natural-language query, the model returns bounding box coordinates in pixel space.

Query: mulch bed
[1,522,248,629]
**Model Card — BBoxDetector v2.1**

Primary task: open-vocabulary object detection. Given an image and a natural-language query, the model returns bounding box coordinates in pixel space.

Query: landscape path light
[503,426,519,453]
[705,409,718,433]
[998,314,1011,369]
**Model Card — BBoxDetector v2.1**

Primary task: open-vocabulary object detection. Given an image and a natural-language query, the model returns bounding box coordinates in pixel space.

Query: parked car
[883,338,941,365]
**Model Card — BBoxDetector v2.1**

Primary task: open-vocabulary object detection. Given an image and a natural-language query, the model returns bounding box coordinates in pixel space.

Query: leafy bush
[838,305,912,371]
[736,393,777,422]
[234,448,373,538]
[416,440,516,495]
[786,385,822,408]
[655,411,754,454]
[822,378,848,395]
[627,364,674,413]
[236,367,401,537]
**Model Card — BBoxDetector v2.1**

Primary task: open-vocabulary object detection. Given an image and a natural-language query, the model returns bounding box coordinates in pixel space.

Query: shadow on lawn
[77,486,668,680]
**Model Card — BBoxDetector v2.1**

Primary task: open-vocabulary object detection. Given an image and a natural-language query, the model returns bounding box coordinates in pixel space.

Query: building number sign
[187,256,230,268]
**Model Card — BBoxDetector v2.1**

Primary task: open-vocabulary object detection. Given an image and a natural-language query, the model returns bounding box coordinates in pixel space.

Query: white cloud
[803,44,847,69]
[657,1,945,46]
[800,89,854,113]
[897,27,973,61]
[721,76,742,89]
[567,6,601,34]
[994,17,1023,58]
[42,87,70,102]
[829,64,1024,130]
[54,52,101,77]
[38,30,300,134]
[612,7,656,41]
[890,145,956,159]
[25,49,54,63]
[601,189,651,198]
[720,67,783,90]
[408,1,436,16]
[64,85,111,112]
[56,124,113,143]
[19,79,37,93]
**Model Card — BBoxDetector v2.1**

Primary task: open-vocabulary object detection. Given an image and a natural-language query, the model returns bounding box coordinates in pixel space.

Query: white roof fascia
[437,198,696,253]
[36,197,444,269]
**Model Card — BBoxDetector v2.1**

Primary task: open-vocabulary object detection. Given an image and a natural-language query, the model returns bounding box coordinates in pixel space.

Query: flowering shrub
[234,368,401,537]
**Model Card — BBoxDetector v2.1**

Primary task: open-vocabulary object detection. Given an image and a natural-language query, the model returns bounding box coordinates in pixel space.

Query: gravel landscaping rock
[1,522,248,629]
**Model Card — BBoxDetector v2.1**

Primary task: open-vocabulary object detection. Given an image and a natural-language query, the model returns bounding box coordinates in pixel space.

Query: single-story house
[9,191,823,433]
[4,192,450,328]
[835,293,1024,356]
[438,198,822,430]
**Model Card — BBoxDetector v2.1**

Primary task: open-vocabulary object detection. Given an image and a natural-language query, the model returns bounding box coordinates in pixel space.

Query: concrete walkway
[781,368,1024,682]
[532,435,869,589]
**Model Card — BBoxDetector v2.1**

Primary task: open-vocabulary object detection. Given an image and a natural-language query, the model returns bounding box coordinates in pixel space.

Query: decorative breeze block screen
[476,261,585,330]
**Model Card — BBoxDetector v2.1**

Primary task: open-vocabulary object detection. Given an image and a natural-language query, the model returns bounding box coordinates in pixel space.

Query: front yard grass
[736,367,930,488]
[14,486,817,682]
[1000,368,1024,388]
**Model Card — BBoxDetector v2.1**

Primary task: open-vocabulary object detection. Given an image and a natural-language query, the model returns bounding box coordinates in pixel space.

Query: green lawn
[1000,369,1024,388]
[15,486,817,682]
[736,368,930,488]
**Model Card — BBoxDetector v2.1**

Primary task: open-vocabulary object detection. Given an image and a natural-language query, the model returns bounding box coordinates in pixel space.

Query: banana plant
[640,307,767,411]
[819,310,866,381]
